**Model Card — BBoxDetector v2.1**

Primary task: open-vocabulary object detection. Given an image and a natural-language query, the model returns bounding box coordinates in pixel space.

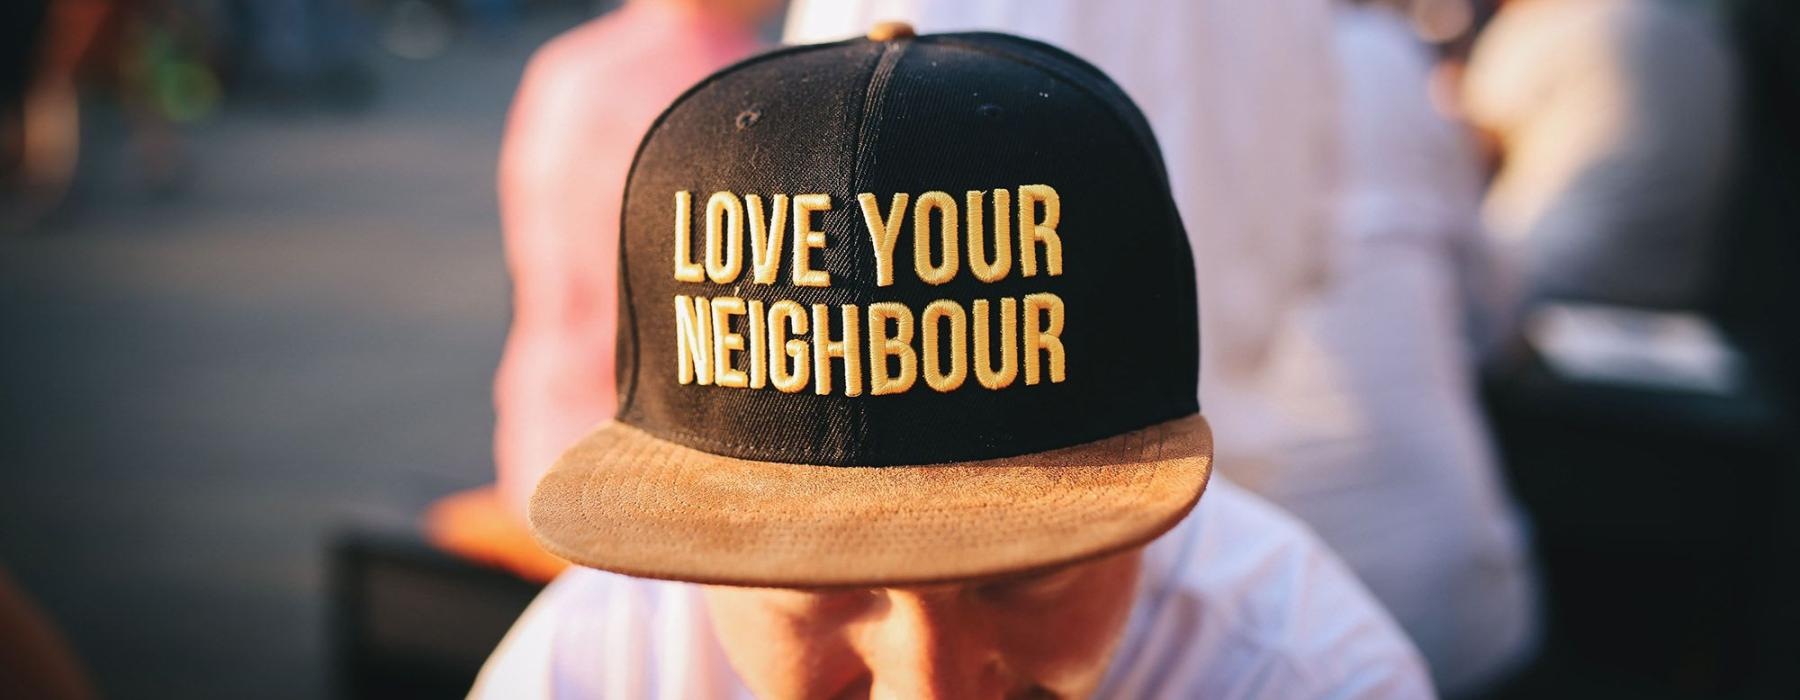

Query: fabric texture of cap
[531,29,1212,587]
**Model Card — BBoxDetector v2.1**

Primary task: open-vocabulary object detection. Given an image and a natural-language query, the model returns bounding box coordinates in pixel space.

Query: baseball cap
[529,24,1213,588]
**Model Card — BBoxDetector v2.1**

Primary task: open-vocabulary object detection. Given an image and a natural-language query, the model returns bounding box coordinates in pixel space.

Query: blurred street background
[1,5,591,697]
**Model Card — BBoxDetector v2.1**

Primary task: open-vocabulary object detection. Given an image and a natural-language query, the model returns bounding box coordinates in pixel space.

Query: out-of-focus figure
[3,0,115,228]
[2,0,209,232]
[1462,0,1739,316]
[786,2,1539,694]
[486,0,777,540]
[1239,4,1539,693]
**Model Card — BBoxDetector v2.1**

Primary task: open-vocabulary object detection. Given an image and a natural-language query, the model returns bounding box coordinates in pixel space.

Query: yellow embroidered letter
[1023,293,1066,385]
[747,299,767,389]
[673,191,704,282]
[1017,184,1062,277]
[973,298,1018,390]
[921,299,968,392]
[674,295,712,385]
[704,191,745,284]
[858,192,909,287]
[913,191,960,285]
[867,302,917,395]
[746,194,788,284]
[710,296,748,388]
[967,189,1012,283]
[812,303,863,396]
[768,300,810,393]
[792,193,833,287]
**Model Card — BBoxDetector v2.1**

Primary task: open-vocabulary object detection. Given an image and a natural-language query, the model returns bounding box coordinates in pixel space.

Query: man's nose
[863,590,1006,700]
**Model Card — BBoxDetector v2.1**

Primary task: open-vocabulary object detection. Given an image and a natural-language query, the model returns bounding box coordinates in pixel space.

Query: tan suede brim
[528,413,1212,588]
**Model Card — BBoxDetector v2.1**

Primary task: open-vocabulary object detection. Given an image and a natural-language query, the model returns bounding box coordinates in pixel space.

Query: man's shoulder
[470,569,704,699]
[1113,479,1436,698]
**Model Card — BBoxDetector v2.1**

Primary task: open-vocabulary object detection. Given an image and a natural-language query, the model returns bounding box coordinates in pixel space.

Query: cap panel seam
[852,42,906,196]
[841,39,907,458]
[847,41,905,292]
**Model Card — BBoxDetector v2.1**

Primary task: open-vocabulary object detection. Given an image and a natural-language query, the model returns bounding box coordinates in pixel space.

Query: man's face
[702,547,1144,699]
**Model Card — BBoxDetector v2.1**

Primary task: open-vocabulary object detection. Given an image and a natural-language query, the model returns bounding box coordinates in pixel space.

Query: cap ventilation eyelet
[734,108,761,130]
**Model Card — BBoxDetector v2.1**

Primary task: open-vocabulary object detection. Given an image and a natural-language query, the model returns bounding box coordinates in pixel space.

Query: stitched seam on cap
[852,42,905,194]
[847,41,905,293]
[840,40,906,461]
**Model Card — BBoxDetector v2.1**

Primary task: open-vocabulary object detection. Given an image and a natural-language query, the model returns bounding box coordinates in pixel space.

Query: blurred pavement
[0,15,579,699]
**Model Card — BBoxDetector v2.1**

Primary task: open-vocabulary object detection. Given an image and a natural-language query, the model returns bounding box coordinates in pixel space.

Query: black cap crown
[614,31,1199,467]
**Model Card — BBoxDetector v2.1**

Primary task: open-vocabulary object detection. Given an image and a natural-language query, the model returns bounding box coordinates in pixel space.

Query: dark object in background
[0,1,51,126]
[1712,0,1800,404]
[1481,348,1799,699]
[0,1,49,210]
[1478,3,1800,696]
[330,530,544,700]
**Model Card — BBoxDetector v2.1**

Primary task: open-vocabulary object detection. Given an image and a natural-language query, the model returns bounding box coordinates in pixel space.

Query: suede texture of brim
[528,413,1213,588]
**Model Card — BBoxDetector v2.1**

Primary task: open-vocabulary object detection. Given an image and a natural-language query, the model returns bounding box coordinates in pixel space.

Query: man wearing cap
[474,25,1434,699]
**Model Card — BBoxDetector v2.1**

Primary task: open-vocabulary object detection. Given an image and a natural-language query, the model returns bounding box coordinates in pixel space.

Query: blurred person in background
[2,0,207,232]
[450,0,780,577]
[1,2,54,216]
[1461,0,1739,318]
[4,0,121,229]
[1250,2,1540,692]
[787,1,1539,695]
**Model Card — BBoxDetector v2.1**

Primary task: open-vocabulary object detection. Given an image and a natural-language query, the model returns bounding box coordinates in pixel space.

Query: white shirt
[471,478,1435,699]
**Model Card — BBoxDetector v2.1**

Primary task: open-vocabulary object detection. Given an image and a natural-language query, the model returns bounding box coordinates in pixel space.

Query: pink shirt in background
[493,2,764,521]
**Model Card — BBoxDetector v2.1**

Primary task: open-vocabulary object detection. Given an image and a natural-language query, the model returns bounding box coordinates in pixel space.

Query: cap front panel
[617,37,1198,467]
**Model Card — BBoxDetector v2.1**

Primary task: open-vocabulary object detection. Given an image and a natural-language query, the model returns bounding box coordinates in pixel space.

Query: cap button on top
[867,21,916,41]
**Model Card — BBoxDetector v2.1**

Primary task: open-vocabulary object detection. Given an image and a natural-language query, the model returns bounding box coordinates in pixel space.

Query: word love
[670,185,1070,398]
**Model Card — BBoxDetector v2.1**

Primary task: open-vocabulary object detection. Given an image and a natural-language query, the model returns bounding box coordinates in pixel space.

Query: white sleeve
[467,577,568,700]
[1132,479,1439,699]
